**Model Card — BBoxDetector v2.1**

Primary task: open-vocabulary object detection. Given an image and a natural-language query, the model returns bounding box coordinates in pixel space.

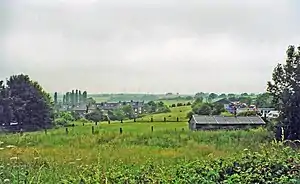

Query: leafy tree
[71,90,75,106]
[238,96,252,106]
[267,45,300,140]
[211,103,225,115]
[192,97,203,108]
[147,101,157,113]
[113,108,126,121]
[196,103,212,115]
[85,110,102,123]
[54,92,58,105]
[194,92,205,99]
[255,93,274,108]
[0,74,54,131]
[219,93,227,98]
[122,105,134,119]
[208,93,218,102]
[228,93,235,98]
[75,89,79,105]
[241,93,249,97]
[177,102,183,107]
[63,95,66,105]
[79,90,82,104]
[187,102,192,106]
[66,92,70,105]
[82,91,87,103]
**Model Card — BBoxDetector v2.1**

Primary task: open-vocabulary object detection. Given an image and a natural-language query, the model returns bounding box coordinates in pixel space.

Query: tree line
[54,90,88,106]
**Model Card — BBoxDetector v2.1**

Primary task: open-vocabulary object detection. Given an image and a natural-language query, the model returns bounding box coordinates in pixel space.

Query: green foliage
[221,111,234,117]
[122,105,134,119]
[0,74,54,131]
[267,45,300,140]
[54,117,69,126]
[196,103,212,115]
[255,93,274,108]
[186,111,194,118]
[0,125,299,183]
[211,103,226,115]
[237,110,257,116]
[85,110,103,122]
[238,96,252,106]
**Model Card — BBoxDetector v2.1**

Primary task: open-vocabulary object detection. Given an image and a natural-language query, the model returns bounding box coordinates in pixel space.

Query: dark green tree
[267,45,300,140]
[75,89,79,105]
[79,90,82,104]
[66,92,70,105]
[122,105,134,119]
[255,93,273,108]
[0,74,54,131]
[208,93,218,102]
[82,91,87,103]
[219,93,227,98]
[71,90,75,106]
[54,92,58,105]
[63,95,66,105]
[196,103,212,115]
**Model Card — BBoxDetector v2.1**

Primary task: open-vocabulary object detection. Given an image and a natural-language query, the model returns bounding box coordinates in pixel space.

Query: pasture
[1,120,299,183]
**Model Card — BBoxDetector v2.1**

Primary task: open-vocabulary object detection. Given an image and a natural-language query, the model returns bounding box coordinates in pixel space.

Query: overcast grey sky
[1,0,300,94]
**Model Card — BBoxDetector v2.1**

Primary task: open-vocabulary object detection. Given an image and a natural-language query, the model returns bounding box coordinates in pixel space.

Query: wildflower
[6,145,16,148]
[10,157,18,161]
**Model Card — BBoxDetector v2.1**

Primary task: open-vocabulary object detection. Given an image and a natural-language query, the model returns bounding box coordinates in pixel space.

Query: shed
[188,115,266,130]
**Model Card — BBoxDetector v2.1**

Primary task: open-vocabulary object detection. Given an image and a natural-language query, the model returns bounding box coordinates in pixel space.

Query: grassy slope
[137,105,191,122]
[0,119,274,183]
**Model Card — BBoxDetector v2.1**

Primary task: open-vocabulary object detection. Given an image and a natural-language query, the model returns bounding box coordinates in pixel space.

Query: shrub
[171,104,176,107]
[54,118,68,126]
[187,102,192,106]
[177,103,183,107]
[237,110,257,116]
[186,111,194,118]
[85,111,102,122]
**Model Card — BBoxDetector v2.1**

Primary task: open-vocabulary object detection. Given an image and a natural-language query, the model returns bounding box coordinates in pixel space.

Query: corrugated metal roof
[191,115,265,125]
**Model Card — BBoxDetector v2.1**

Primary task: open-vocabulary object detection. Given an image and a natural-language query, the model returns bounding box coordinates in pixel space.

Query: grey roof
[190,115,266,125]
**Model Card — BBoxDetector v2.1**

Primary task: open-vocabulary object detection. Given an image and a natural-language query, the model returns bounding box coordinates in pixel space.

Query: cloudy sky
[1,0,300,94]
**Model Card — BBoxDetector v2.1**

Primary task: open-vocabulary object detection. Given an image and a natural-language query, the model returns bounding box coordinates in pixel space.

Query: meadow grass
[0,120,279,183]
[137,105,191,122]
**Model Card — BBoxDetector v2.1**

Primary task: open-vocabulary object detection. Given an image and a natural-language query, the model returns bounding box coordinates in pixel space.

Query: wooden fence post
[95,122,98,126]
[120,127,123,134]
[151,117,153,122]
[134,118,136,122]
[108,120,111,124]
[20,129,23,136]
[44,129,47,135]
[92,126,95,134]
[65,128,69,135]
[121,119,123,124]
[164,117,166,122]
[151,126,154,132]
[177,117,179,122]
[82,122,85,126]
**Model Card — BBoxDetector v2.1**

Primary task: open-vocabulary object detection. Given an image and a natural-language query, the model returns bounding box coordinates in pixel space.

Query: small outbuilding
[188,115,266,130]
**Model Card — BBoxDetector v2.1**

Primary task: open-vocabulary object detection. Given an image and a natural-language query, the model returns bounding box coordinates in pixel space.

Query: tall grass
[0,121,297,183]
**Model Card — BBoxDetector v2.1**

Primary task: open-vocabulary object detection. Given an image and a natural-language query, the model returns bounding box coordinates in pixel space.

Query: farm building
[188,115,266,130]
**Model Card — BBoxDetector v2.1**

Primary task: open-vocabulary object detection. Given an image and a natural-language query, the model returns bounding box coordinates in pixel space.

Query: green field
[0,120,299,183]
[138,105,191,122]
